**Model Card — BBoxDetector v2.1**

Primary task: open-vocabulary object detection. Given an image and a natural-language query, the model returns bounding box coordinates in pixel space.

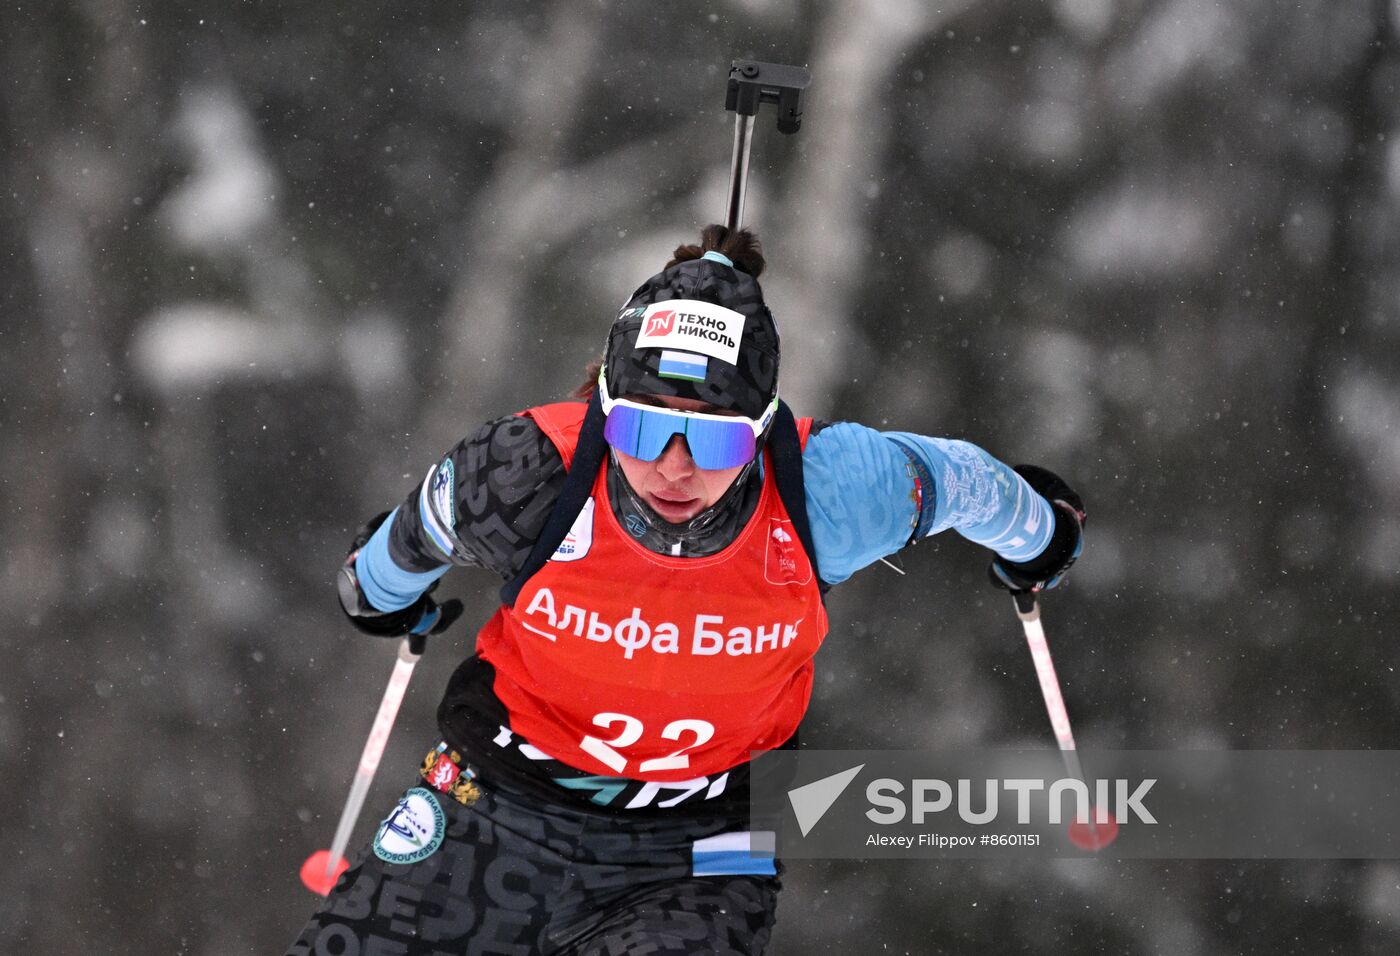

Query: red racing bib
[475,402,828,782]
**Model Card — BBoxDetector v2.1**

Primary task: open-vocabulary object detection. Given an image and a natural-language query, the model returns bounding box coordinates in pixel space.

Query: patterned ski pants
[286,770,780,955]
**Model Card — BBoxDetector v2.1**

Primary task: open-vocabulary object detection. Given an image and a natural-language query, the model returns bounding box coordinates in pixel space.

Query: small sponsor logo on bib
[765,518,811,586]
[551,497,595,562]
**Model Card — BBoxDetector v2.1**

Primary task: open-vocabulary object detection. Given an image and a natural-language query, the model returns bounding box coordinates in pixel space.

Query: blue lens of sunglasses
[603,404,757,470]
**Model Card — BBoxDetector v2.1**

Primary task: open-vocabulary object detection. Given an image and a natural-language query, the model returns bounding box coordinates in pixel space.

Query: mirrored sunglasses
[598,371,776,471]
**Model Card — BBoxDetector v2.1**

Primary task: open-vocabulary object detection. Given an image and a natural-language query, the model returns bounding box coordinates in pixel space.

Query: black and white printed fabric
[286,769,780,956]
[388,415,570,578]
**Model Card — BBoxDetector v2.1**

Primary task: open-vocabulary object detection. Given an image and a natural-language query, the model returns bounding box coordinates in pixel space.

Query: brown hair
[666,223,766,278]
[572,225,765,400]
[573,357,605,401]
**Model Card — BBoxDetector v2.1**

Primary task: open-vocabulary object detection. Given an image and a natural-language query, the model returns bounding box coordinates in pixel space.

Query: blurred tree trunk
[774,0,976,416]
[422,1,609,446]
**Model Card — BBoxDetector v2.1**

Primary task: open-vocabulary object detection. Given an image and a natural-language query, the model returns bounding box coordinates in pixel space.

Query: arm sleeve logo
[419,458,461,559]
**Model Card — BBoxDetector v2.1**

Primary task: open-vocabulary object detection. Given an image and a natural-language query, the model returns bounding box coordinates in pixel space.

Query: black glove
[988,465,1085,594]
[338,511,465,638]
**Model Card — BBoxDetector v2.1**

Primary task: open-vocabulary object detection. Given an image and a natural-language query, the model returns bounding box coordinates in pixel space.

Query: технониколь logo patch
[372,787,446,864]
[634,300,745,366]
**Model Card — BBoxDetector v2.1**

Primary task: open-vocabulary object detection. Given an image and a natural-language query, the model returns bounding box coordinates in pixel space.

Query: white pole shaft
[322,639,421,877]
[1014,597,1106,838]
[1015,599,1077,753]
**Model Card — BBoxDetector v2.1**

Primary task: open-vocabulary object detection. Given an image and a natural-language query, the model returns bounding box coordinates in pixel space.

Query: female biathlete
[287,225,1085,956]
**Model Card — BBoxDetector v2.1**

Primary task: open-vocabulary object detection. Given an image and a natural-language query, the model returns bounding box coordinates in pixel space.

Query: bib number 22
[580,712,715,774]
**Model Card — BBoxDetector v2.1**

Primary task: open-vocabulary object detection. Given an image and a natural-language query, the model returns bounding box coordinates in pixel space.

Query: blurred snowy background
[4,1,1400,953]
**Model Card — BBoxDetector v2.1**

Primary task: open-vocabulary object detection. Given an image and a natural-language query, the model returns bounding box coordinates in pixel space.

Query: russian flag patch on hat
[657,350,708,382]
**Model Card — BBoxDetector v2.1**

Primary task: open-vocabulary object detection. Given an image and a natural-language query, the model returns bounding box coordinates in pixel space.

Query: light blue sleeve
[802,423,1055,585]
[883,432,1054,560]
[801,423,920,584]
[354,507,451,612]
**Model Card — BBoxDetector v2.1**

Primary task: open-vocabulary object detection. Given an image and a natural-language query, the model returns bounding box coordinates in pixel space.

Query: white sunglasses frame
[596,365,779,444]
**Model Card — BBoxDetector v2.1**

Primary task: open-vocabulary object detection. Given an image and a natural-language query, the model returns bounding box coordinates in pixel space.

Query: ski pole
[725,107,755,232]
[1011,591,1116,849]
[300,633,425,895]
[722,59,811,230]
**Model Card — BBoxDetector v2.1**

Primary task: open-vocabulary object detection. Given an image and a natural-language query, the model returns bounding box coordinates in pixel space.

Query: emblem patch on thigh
[372,787,446,864]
